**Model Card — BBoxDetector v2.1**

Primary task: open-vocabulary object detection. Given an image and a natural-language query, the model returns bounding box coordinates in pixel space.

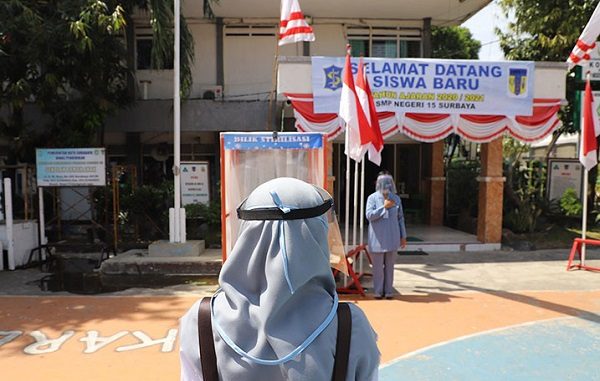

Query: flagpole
[353,159,359,246]
[359,158,366,275]
[360,159,366,244]
[170,0,182,243]
[345,128,351,254]
[581,71,594,266]
[582,168,589,266]
[343,45,352,255]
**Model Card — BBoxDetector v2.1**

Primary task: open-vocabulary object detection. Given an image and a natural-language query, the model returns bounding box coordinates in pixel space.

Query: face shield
[376,174,397,196]
[237,185,348,275]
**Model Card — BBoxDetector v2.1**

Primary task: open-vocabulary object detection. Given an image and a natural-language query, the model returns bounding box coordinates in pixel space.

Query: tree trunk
[544,131,562,161]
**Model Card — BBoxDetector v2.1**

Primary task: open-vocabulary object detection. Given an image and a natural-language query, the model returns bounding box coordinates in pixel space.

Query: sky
[461,1,508,61]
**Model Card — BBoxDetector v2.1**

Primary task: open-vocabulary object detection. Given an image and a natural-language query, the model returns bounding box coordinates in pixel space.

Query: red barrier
[566,238,600,272]
[334,244,373,296]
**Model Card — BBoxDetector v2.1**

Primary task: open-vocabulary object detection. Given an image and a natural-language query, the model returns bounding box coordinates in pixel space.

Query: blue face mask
[210,289,339,365]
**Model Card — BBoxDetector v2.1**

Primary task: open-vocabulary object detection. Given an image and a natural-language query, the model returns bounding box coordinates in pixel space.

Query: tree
[1,0,216,162]
[498,0,599,61]
[497,0,599,142]
[497,0,600,216]
[0,0,130,161]
[432,26,481,59]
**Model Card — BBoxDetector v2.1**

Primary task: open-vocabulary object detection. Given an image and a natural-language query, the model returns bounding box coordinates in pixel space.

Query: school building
[2,0,568,249]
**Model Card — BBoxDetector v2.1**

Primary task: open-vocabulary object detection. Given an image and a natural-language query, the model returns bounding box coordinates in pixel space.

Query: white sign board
[36,148,106,187]
[181,162,210,206]
[311,57,535,115]
[547,159,583,201]
[586,59,600,80]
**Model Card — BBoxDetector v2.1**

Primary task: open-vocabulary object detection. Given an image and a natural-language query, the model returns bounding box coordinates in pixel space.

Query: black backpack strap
[332,302,352,381]
[198,297,219,381]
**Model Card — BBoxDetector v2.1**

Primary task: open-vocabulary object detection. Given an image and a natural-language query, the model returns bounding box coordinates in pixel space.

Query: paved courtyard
[1,249,599,380]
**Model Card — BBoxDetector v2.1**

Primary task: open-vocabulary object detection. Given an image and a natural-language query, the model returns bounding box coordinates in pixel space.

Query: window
[136,36,173,70]
[224,25,276,37]
[400,40,421,58]
[347,26,422,58]
[372,40,397,58]
[349,40,368,57]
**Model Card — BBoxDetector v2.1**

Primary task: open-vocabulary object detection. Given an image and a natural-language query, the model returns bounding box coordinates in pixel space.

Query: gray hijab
[209,177,379,380]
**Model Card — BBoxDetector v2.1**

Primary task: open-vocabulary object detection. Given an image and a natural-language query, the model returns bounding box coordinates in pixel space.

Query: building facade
[2,1,569,245]
[105,0,493,229]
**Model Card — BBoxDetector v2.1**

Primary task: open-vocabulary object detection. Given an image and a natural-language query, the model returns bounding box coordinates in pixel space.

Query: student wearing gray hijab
[179,177,380,381]
[366,172,407,299]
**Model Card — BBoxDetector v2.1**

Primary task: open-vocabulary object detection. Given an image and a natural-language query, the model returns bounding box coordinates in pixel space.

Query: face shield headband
[237,186,347,294]
[236,189,333,221]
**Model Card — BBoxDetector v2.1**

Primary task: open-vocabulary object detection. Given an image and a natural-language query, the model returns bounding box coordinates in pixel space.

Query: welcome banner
[311,57,535,116]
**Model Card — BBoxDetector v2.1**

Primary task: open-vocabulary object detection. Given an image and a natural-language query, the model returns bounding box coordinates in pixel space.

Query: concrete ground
[1,247,599,380]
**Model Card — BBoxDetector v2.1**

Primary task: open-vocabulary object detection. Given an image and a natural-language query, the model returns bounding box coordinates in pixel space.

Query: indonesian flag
[279,0,315,46]
[355,58,384,166]
[579,77,600,170]
[339,50,375,162]
[568,3,600,68]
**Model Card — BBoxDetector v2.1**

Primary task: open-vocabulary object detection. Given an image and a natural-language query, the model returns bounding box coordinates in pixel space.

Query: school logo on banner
[323,65,343,91]
[508,68,528,97]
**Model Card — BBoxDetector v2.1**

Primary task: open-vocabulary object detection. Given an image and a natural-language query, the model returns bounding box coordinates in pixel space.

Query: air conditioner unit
[199,85,223,100]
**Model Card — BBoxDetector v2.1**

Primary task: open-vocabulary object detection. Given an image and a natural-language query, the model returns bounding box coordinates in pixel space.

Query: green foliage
[497,1,596,143]
[185,201,221,227]
[203,0,219,19]
[0,0,209,162]
[446,160,480,218]
[120,181,173,236]
[503,154,547,233]
[432,26,481,59]
[503,137,529,163]
[143,0,194,93]
[122,0,205,95]
[497,0,600,61]
[185,200,221,245]
[560,188,583,217]
[0,0,130,161]
[445,160,480,234]
[504,204,541,234]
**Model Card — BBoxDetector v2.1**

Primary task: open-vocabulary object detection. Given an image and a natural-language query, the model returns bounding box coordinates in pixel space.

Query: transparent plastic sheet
[328,217,348,274]
[223,137,326,259]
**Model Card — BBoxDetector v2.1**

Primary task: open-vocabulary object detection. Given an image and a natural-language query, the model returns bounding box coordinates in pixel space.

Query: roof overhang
[209,0,491,26]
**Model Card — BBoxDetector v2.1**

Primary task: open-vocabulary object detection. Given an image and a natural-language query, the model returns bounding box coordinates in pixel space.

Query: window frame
[346,26,422,58]
[135,30,174,71]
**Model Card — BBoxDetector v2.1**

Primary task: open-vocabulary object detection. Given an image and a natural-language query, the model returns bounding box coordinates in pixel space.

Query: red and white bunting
[580,77,600,170]
[355,58,384,166]
[286,93,562,143]
[339,52,375,162]
[568,3,600,68]
[279,0,315,46]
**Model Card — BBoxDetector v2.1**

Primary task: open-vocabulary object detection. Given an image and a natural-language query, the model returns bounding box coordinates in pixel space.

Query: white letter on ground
[116,329,178,353]
[80,330,129,354]
[23,330,75,355]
